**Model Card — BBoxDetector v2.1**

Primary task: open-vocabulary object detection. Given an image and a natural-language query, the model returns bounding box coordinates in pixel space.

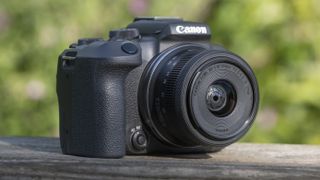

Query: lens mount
[138,43,259,148]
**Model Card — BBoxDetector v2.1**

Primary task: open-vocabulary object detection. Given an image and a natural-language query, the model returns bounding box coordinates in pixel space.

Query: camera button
[131,130,147,151]
[137,134,146,145]
[121,43,138,54]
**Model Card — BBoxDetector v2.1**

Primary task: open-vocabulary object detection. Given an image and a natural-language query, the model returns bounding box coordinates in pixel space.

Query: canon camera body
[57,17,259,158]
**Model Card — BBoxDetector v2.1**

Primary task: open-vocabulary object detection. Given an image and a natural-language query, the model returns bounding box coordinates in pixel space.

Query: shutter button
[121,43,138,54]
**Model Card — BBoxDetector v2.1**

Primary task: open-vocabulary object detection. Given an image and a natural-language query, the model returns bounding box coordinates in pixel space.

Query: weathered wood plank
[0,137,319,179]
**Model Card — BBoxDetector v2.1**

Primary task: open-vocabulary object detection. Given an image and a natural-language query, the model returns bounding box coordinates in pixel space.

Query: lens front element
[207,84,227,112]
[206,80,236,117]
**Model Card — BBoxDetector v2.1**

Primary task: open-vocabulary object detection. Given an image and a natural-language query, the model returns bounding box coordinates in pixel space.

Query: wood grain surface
[0,137,319,179]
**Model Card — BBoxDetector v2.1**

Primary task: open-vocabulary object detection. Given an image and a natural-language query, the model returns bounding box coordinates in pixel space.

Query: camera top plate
[128,16,211,40]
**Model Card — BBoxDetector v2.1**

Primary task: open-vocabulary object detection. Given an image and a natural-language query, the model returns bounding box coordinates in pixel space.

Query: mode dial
[109,28,139,40]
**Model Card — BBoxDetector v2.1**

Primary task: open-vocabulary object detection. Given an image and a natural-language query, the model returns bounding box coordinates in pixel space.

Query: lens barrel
[139,44,259,148]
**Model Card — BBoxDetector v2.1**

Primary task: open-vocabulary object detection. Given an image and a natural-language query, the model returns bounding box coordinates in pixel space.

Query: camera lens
[139,44,259,148]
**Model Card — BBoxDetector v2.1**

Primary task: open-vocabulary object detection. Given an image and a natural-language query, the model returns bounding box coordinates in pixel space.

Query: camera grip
[58,40,142,158]
[70,62,130,158]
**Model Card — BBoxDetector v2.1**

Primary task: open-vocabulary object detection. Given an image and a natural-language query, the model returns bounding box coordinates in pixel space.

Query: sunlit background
[0,0,319,144]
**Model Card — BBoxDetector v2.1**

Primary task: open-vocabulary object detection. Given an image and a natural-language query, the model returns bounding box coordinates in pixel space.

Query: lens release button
[131,130,147,151]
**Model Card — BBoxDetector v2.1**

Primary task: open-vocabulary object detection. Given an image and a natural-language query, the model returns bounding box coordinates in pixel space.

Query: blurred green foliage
[0,0,319,144]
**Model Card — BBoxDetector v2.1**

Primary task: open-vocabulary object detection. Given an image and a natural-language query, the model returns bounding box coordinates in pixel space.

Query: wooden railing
[0,137,319,179]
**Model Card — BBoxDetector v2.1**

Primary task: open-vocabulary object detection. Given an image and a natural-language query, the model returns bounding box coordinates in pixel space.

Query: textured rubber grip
[68,60,128,158]
[58,39,142,158]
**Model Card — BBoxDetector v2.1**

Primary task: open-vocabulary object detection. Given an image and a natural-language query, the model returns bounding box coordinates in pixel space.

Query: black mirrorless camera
[57,17,259,158]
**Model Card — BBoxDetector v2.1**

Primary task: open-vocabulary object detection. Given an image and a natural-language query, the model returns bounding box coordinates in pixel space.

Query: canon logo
[175,25,207,34]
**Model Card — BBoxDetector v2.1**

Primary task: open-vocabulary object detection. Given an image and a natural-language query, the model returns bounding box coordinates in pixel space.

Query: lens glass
[206,80,236,117]
[207,85,227,111]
